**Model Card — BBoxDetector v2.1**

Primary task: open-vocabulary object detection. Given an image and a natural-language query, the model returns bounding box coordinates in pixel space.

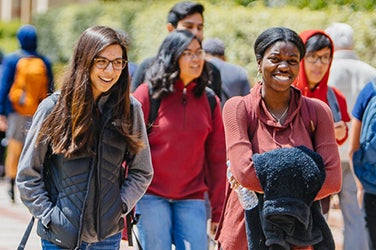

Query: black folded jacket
[247,146,334,249]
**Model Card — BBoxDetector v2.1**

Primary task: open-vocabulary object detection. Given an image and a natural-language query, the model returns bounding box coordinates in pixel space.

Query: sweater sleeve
[204,95,227,222]
[120,96,153,213]
[222,96,263,192]
[333,87,350,145]
[16,96,56,227]
[311,99,342,199]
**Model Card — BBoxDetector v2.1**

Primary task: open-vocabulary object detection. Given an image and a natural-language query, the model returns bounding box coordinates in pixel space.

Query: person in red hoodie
[294,30,351,217]
[133,29,226,250]
[216,27,341,250]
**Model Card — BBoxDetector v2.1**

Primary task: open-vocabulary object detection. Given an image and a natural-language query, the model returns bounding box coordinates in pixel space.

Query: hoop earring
[256,71,262,83]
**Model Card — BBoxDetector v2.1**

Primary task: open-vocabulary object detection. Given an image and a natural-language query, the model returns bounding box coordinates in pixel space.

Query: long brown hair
[37,26,143,157]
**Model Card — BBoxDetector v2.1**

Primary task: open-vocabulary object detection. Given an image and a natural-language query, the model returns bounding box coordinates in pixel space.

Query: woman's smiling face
[259,41,301,93]
[178,39,205,85]
[90,44,123,101]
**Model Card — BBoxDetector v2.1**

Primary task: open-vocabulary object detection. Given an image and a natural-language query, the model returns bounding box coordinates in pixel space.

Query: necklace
[269,106,289,124]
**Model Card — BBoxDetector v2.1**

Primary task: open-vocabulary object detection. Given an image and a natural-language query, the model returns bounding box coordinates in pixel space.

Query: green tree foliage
[0,20,21,52]
[2,0,374,85]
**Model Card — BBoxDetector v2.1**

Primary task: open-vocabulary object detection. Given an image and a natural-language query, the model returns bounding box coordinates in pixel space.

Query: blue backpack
[327,87,342,123]
[353,80,376,194]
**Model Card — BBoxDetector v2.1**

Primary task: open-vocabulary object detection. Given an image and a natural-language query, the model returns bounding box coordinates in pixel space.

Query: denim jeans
[41,232,121,250]
[338,162,369,250]
[364,192,376,249]
[136,194,207,250]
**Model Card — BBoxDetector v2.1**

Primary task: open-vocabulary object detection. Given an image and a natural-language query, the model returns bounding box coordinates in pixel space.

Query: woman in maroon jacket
[216,27,341,250]
[133,30,226,250]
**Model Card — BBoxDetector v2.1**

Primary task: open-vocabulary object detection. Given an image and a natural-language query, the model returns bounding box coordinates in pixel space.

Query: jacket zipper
[182,87,187,128]
[75,158,95,249]
[96,112,110,240]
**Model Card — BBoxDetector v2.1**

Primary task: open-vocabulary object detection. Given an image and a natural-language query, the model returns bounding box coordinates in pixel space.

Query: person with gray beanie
[203,37,250,106]
[326,22,376,250]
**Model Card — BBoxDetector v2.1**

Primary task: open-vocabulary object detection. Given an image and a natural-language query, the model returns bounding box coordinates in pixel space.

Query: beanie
[17,24,37,52]
[203,38,225,56]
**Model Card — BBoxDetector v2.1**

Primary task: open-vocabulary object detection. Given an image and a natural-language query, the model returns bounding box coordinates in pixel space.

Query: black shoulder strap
[146,96,161,134]
[17,217,35,250]
[126,212,143,249]
[205,86,217,115]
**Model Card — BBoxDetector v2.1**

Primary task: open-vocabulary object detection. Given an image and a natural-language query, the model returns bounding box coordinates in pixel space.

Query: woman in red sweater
[133,29,226,250]
[216,27,341,249]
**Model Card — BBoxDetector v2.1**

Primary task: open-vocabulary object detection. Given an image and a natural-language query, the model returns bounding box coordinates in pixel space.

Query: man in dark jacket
[203,37,250,106]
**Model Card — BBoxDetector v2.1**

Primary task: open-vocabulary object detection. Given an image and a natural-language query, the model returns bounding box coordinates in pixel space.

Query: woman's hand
[210,221,219,236]
[0,115,7,132]
[227,167,240,189]
[334,121,346,141]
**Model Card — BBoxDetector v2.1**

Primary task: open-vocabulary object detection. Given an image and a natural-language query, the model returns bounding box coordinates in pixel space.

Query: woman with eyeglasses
[294,30,351,218]
[132,29,226,250]
[16,26,153,249]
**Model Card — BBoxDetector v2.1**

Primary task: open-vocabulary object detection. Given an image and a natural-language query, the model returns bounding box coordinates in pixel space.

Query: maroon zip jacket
[133,80,226,222]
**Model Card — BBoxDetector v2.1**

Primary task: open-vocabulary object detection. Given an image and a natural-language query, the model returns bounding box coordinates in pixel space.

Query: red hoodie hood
[294,30,334,105]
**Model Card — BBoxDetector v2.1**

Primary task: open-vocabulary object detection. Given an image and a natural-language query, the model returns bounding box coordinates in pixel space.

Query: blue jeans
[364,192,376,249]
[136,194,207,250]
[41,232,121,249]
[339,162,369,250]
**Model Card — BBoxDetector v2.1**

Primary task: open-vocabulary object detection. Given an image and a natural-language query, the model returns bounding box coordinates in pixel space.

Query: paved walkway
[0,178,344,249]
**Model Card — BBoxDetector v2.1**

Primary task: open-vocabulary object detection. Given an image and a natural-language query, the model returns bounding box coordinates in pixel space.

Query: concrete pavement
[0,178,135,250]
[0,178,344,249]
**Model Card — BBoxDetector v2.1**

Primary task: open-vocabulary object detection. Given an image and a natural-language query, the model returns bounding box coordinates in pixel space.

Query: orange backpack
[8,56,49,116]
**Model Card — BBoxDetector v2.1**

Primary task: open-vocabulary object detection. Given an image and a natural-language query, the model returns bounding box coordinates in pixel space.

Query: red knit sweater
[216,83,341,250]
[133,81,226,222]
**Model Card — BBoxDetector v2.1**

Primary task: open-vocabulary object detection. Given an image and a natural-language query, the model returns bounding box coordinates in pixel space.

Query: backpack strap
[327,87,342,122]
[146,83,161,133]
[205,86,217,116]
[17,217,35,250]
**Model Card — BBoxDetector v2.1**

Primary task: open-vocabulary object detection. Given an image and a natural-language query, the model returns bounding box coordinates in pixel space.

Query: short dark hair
[254,27,305,61]
[305,34,332,53]
[203,38,225,56]
[167,1,204,27]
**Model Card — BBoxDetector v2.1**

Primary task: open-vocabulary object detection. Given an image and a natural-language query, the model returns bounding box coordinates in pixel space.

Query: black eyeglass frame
[93,57,128,70]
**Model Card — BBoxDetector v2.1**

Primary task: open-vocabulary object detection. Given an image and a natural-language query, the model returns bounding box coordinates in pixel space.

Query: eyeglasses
[181,49,205,60]
[93,57,128,70]
[305,53,331,64]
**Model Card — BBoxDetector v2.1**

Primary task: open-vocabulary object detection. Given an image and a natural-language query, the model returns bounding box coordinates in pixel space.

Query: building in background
[0,0,94,23]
